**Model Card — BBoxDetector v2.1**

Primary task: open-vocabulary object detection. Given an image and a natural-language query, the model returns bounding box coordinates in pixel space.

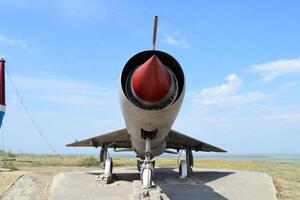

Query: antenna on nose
[152,16,158,50]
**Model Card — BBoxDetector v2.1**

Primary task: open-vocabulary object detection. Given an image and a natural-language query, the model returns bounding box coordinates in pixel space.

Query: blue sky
[1,0,300,155]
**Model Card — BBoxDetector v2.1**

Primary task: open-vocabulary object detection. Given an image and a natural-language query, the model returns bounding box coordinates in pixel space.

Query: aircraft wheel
[142,167,152,189]
[104,157,113,177]
[179,160,188,178]
[110,159,113,174]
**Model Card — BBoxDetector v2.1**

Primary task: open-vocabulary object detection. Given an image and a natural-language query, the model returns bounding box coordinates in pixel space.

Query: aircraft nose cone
[131,55,171,102]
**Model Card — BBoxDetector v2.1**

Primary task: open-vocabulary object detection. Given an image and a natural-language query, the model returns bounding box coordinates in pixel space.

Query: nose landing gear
[140,138,154,189]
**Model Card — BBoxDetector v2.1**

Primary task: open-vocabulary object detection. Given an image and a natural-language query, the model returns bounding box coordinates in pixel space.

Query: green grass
[1,154,299,200]
[0,161,18,171]
[80,156,100,166]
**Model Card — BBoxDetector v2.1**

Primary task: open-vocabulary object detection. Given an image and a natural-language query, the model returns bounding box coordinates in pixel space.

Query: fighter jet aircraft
[67,16,226,189]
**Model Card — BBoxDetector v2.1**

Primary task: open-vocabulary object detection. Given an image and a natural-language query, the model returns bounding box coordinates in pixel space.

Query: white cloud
[162,32,190,49]
[5,74,124,154]
[251,58,300,81]
[58,0,110,21]
[192,74,265,108]
[278,81,299,91]
[200,74,241,96]
[264,112,300,123]
[8,75,118,111]
[0,33,27,48]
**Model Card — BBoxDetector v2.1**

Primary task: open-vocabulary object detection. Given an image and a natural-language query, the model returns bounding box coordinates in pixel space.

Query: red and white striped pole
[0,58,6,125]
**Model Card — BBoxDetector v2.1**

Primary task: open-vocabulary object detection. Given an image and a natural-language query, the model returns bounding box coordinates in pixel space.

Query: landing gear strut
[179,149,193,178]
[100,147,107,169]
[137,159,155,172]
[140,138,154,189]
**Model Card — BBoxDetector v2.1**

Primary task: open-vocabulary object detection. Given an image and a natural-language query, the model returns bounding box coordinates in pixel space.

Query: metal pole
[0,58,5,163]
[152,16,158,50]
[1,124,5,163]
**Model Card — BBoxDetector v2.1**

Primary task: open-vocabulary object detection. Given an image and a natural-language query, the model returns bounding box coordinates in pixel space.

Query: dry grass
[1,154,299,200]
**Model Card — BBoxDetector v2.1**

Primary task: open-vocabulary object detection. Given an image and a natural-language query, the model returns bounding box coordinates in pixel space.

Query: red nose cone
[131,55,171,102]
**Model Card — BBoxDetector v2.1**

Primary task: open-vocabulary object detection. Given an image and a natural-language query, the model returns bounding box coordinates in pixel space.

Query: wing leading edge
[66,128,131,148]
[66,128,226,153]
[166,129,226,152]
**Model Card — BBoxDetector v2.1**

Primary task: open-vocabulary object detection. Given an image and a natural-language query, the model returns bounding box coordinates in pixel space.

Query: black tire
[151,160,155,169]
[110,159,113,174]
[179,162,182,177]
[188,151,194,167]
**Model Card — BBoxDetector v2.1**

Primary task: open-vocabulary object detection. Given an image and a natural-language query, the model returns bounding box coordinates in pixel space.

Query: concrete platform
[49,167,277,200]
[0,168,12,172]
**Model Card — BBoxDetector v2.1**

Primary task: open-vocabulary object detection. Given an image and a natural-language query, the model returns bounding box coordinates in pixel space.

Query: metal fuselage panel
[120,87,184,158]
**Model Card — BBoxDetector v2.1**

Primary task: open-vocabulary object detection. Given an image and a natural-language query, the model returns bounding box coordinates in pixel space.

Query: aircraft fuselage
[119,50,185,158]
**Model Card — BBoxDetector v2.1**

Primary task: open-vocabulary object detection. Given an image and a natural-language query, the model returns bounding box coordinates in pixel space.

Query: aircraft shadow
[154,168,232,200]
[86,168,140,182]
[87,167,232,200]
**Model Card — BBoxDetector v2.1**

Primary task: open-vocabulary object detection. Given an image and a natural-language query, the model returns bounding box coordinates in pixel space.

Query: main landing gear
[140,138,154,189]
[179,149,193,178]
[97,147,113,183]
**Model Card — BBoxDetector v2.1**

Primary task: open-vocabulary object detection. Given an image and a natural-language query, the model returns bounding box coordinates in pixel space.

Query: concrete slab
[0,168,12,172]
[49,167,277,200]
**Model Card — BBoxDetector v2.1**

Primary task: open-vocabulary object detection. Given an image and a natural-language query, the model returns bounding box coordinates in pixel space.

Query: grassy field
[1,153,299,200]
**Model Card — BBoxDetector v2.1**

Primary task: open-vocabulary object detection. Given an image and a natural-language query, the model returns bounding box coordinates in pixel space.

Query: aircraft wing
[66,129,131,148]
[166,129,226,152]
